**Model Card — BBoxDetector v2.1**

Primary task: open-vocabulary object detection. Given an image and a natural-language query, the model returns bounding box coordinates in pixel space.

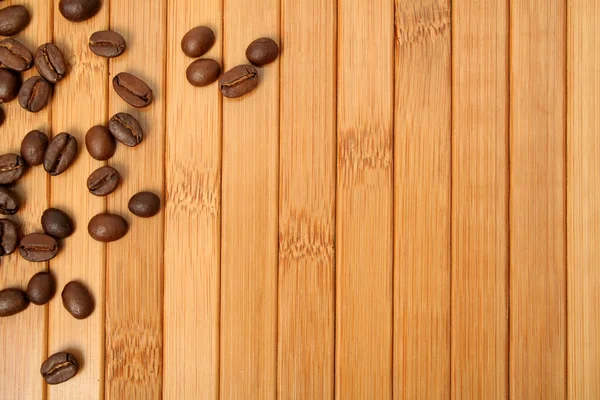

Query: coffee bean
[128,191,161,218]
[181,26,215,58]
[0,218,19,256]
[88,213,128,242]
[0,107,4,127]
[61,281,94,319]
[18,76,52,113]
[186,59,221,87]
[219,65,258,98]
[41,208,73,239]
[0,288,29,317]
[26,272,55,305]
[0,38,33,71]
[40,352,79,385]
[85,125,116,160]
[89,30,125,58]
[0,186,19,215]
[246,37,279,66]
[113,72,153,108]
[0,5,30,36]
[19,233,58,262]
[87,166,120,196]
[35,43,67,83]
[44,133,77,176]
[108,112,143,147]
[0,153,26,185]
[59,0,101,22]
[0,68,21,103]
[21,130,49,166]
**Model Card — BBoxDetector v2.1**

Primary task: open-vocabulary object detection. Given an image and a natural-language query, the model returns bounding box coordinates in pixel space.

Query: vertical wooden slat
[394,1,451,399]
[106,2,166,398]
[452,0,509,398]
[336,0,394,398]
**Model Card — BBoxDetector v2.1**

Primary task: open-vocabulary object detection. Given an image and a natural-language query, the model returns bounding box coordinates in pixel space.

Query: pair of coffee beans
[18,208,73,262]
[85,112,143,161]
[0,271,55,317]
[181,26,222,88]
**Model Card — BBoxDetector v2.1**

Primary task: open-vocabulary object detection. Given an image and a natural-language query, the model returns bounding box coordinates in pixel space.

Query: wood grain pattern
[452,1,509,398]
[336,0,394,398]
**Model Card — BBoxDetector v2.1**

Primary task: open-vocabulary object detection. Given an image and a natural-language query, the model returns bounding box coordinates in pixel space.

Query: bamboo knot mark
[338,132,393,180]
[396,3,450,47]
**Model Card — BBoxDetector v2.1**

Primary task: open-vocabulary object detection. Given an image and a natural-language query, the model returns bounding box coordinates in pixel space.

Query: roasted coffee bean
[246,37,279,66]
[87,166,120,196]
[26,271,55,305]
[0,107,4,127]
[112,72,153,108]
[0,218,19,255]
[0,154,26,185]
[41,208,73,239]
[0,68,21,103]
[186,59,221,87]
[108,112,143,147]
[19,233,58,262]
[44,133,77,176]
[0,186,19,215]
[89,30,125,58]
[61,281,94,319]
[59,0,101,22]
[181,26,215,57]
[0,288,28,317]
[0,5,30,36]
[21,130,49,166]
[88,213,128,242]
[35,43,67,83]
[85,125,115,160]
[18,76,52,113]
[219,64,258,98]
[40,352,79,385]
[128,191,160,218]
[0,38,33,71]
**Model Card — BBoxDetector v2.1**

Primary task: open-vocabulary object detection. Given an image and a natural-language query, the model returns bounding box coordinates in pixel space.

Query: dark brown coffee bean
[0,5,30,36]
[21,130,49,166]
[27,271,55,305]
[108,112,143,147]
[0,288,28,317]
[112,72,153,108]
[40,352,79,385]
[85,125,115,160]
[0,107,4,127]
[19,233,58,262]
[41,208,73,239]
[186,59,221,87]
[0,218,19,256]
[89,30,125,58]
[59,0,101,22]
[87,166,120,196]
[88,213,128,242]
[0,38,33,71]
[0,153,26,185]
[219,65,258,98]
[18,76,52,113]
[35,43,67,83]
[44,133,77,176]
[0,186,19,215]
[246,37,279,66]
[61,281,94,319]
[0,68,21,103]
[128,191,160,218]
[181,26,215,58]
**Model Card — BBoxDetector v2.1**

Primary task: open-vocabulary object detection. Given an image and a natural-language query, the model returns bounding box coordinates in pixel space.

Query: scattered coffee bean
[181,26,215,58]
[0,218,19,256]
[0,153,26,185]
[35,43,67,83]
[246,37,279,66]
[89,30,126,58]
[219,64,258,98]
[0,38,33,72]
[87,166,120,196]
[21,130,49,166]
[41,208,74,239]
[18,76,52,113]
[0,68,21,103]
[109,112,143,147]
[0,186,19,215]
[88,213,128,242]
[186,59,221,87]
[0,288,29,317]
[44,133,77,176]
[59,0,101,22]
[26,271,56,305]
[19,233,58,262]
[61,281,94,319]
[113,72,153,108]
[128,191,160,218]
[0,5,30,36]
[85,125,116,160]
[40,352,79,385]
